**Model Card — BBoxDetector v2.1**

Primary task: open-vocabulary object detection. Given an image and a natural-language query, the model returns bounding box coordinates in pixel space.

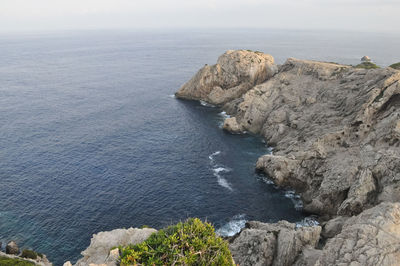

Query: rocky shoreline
[23,50,399,266]
[175,50,400,265]
[0,240,51,265]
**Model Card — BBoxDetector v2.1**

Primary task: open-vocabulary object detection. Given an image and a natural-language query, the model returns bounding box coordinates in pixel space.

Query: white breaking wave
[200,100,215,107]
[296,216,320,228]
[208,151,233,191]
[284,190,303,210]
[208,151,221,161]
[213,167,230,174]
[168,94,176,98]
[216,214,247,237]
[213,170,233,191]
[218,111,230,119]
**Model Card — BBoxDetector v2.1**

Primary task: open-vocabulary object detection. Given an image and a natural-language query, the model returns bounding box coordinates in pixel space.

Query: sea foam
[216,214,247,237]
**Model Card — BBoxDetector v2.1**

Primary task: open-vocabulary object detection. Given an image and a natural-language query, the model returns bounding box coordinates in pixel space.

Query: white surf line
[208,151,233,191]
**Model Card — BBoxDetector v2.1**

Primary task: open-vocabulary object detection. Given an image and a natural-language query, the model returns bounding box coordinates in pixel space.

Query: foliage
[354,62,380,69]
[389,62,400,70]
[120,218,233,265]
[21,249,37,259]
[0,256,35,266]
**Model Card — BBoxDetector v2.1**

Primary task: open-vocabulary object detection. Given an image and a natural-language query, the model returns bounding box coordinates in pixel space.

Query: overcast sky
[1,0,399,33]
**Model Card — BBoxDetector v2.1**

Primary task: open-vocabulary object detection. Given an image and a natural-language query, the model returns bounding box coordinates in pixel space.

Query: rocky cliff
[176,50,400,265]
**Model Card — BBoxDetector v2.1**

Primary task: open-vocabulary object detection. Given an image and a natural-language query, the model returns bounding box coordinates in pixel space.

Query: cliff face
[176,50,400,265]
[176,50,277,105]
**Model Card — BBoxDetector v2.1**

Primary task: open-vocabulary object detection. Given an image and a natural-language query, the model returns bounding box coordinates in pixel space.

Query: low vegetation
[389,62,400,70]
[119,218,233,265]
[21,249,42,260]
[354,62,380,69]
[0,256,35,266]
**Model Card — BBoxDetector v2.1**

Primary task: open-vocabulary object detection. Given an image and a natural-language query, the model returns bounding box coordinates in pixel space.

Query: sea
[0,29,399,265]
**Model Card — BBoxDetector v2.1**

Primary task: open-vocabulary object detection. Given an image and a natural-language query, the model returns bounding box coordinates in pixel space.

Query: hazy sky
[1,0,399,33]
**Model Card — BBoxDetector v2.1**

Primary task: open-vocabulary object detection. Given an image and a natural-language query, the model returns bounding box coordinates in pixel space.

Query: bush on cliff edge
[120,218,233,265]
[389,62,400,70]
[355,62,380,69]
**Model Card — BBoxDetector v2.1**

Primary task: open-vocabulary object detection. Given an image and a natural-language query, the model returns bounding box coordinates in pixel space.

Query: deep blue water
[1,29,400,265]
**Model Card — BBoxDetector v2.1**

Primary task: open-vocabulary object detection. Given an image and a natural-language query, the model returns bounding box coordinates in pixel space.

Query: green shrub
[120,218,233,265]
[389,62,400,70]
[0,256,35,266]
[355,62,380,69]
[21,249,37,259]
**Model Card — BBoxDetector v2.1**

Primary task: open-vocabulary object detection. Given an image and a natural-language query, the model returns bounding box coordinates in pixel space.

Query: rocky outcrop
[229,202,400,266]
[177,52,400,218]
[175,50,277,105]
[6,241,19,255]
[229,220,321,266]
[315,202,400,265]
[176,50,400,265]
[65,227,156,266]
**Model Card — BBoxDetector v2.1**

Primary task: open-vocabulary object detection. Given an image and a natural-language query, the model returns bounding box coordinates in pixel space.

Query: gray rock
[5,241,19,255]
[230,220,321,266]
[223,117,243,133]
[74,227,156,266]
[175,50,277,106]
[361,56,371,62]
[316,202,400,266]
[321,216,347,238]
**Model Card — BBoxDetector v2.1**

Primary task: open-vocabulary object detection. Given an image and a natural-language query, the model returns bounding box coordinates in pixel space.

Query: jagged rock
[321,216,348,238]
[223,117,243,133]
[229,220,321,266]
[175,50,277,105]
[6,241,19,255]
[294,247,322,266]
[315,202,400,265]
[73,227,156,266]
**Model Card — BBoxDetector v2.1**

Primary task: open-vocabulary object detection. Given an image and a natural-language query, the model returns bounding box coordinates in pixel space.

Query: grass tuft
[0,256,35,266]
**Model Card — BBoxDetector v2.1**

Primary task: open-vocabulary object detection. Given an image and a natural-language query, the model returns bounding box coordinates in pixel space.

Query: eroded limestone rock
[175,50,277,105]
[73,227,156,266]
[229,220,321,266]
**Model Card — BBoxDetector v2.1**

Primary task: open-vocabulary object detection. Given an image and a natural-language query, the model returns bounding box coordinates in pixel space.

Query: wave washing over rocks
[175,50,400,265]
[62,50,399,266]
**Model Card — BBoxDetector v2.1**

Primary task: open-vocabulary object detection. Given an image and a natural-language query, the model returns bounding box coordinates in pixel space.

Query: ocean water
[1,29,399,265]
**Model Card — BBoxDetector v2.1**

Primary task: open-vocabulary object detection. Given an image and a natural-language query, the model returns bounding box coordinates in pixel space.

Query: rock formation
[65,227,156,266]
[175,50,277,105]
[229,220,321,266]
[5,241,19,255]
[176,50,400,265]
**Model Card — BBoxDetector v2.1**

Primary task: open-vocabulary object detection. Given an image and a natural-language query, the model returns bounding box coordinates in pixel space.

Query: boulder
[5,241,19,255]
[361,56,371,62]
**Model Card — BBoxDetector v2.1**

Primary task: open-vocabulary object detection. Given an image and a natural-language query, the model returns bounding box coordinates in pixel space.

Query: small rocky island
[60,50,399,266]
